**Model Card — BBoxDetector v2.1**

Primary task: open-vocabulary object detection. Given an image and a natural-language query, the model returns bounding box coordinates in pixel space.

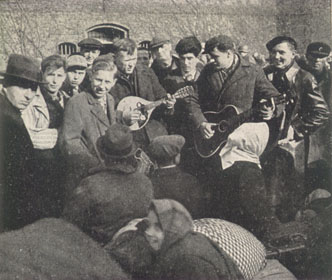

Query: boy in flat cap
[62,53,87,97]
[0,54,46,230]
[78,38,103,69]
[148,135,206,219]
[150,34,181,88]
[78,38,103,91]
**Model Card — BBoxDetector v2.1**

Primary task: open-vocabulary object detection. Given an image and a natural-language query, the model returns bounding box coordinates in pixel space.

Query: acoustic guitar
[116,85,194,131]
[194,95,287,158]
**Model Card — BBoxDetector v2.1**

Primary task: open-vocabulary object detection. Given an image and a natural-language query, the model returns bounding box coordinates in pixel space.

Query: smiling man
[59,59,118,181]
[111,38,176,149]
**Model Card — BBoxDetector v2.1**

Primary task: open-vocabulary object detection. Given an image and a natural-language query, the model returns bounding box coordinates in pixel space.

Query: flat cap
[266,36,297,51]
[204,35,235,54]
[148,135,185,161]
[78,38,103,49]
[67,54,87,69]
[238,45,249,53]
[306,42,331,58]
[150,34,170,49]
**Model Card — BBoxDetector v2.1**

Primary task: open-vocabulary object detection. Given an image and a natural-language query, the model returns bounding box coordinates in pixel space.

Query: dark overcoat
[0,94,38,230]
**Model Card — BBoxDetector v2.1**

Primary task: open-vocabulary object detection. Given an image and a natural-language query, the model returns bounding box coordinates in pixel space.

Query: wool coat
[59,90,116,167]
[189,55,280,129]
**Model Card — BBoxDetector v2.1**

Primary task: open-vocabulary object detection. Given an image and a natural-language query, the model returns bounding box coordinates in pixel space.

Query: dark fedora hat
[97,123,137,160]
[0,54,42,83]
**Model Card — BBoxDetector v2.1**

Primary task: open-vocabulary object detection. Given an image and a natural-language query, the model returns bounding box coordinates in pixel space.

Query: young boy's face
[67,68,86,88]
[43,67,66,94]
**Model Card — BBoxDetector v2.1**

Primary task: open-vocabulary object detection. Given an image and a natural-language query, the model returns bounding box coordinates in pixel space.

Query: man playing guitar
[188,34,294,242]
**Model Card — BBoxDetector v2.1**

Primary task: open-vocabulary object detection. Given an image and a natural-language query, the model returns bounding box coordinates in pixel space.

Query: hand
[122,109,145,125]
[165,93,176,109]
[258,98,275,120]
[200,122,215,139]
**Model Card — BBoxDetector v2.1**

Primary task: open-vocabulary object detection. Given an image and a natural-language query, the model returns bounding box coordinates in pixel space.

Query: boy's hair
[41,54,66,73]
[113,38,137,56]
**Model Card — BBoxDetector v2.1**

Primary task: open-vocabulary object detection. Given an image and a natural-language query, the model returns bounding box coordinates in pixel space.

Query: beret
[78,38,103,49]
[148,135,185,161]
[306,42,331,58]
[266,36,297,51]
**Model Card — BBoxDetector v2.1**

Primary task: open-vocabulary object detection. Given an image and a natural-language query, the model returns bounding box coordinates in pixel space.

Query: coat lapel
[221,56,251,93]
[87,92,111,128]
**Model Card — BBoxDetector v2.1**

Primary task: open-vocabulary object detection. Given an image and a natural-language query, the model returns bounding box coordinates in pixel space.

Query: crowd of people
[0,32,331,279]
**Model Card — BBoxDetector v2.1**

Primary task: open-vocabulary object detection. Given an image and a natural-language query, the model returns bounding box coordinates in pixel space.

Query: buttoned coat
[189,55,280,128]
[59,90,116,166]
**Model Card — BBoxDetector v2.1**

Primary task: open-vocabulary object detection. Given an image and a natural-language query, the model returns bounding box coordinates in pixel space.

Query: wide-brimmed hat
[97,123,137,160]
[0,54,42,83]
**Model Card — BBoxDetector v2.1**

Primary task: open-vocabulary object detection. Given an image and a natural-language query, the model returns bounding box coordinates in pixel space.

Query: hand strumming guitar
[200,122,215,139]
[258,98,276,120]
[122,109,145,126]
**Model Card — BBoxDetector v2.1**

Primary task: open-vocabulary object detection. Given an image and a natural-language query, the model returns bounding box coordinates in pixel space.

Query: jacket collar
[86,90,112,127]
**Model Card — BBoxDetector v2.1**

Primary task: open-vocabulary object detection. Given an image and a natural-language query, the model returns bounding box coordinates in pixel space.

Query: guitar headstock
[173,85,194,99]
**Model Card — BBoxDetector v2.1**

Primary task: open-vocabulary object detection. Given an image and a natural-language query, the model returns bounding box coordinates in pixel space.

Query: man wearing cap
[62,123,154,245]
[78,38,103,91]
[148,135,206,219]
[262,36,329,222]
[298,42,332,166]
[78,38,103,68]
[0,54,44,230]
[161,36,204,173]
[150,34,181,88]
[62,53,87,97]
[264,36,329,141]
[110,38,175,149]
[188,34,288,240]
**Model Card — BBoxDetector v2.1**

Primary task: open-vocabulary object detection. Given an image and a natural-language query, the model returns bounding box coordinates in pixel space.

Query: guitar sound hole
[218,121,228,133]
